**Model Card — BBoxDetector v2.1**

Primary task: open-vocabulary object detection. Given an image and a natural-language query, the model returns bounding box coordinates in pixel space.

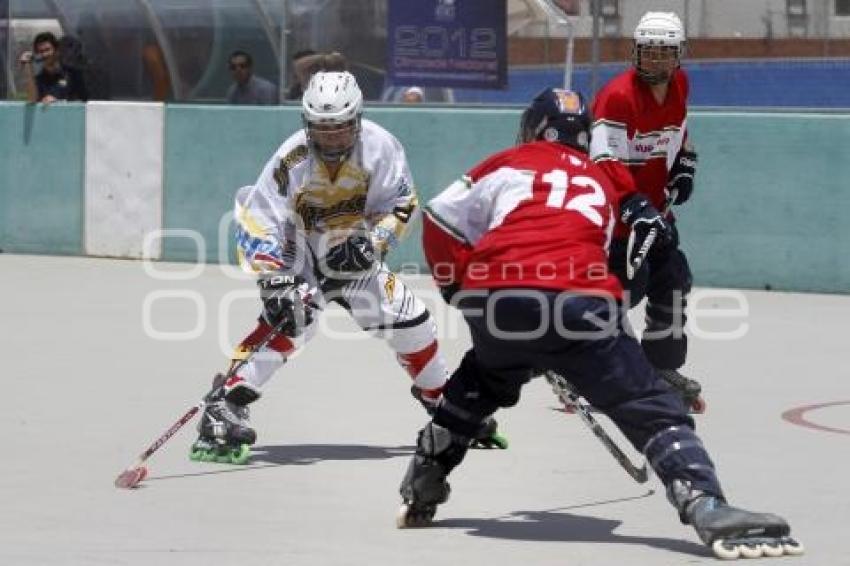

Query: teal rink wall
[0,103,85,255]
[1,101,848,294]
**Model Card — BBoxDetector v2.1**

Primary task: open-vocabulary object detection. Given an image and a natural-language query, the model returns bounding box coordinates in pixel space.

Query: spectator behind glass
[285,50,348,100]
[322,51,348,73]
[59,35,110,100]
[19,31,89,104]
[143,42,171,101]
[401,86,424,103]
[285,49,319,100]
[226,50,277,105]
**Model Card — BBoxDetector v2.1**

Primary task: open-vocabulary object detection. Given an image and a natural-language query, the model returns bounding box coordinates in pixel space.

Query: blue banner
[387,0,507,90]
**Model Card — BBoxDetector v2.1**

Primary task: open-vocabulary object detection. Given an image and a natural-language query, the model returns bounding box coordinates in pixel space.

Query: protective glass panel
[3,0,849,108]
[0,0,7,99]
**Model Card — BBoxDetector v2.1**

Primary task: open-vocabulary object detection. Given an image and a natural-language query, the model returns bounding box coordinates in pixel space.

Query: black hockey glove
[620,193,672,280]
[667,146,697,205]
[324,235,376,275]
[438,282,460,305]
[257,274,314,337]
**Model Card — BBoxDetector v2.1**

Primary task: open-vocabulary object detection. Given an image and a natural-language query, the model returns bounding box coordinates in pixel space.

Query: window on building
[787,0,807,15]
[600,0,619,17]
[837,0,850,16]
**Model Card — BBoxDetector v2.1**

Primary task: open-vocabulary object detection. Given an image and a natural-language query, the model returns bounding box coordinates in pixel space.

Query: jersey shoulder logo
[274,145,309,196]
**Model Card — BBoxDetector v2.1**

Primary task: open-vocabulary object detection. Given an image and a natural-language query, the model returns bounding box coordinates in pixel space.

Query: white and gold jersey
[235,119,418,275]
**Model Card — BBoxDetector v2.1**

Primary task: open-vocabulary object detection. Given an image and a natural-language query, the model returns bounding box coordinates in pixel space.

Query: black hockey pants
[609,223,693,370]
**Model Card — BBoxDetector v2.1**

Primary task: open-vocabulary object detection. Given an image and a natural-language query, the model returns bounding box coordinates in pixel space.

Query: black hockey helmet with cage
[517,88,592,152]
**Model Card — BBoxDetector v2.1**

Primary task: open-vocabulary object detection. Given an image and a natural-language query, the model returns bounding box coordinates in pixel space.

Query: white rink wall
[84,102,164,259]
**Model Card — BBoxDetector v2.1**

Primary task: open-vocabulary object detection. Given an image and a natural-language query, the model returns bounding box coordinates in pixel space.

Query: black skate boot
[668,480,804,559]
[657,368,706,413]
[189,374,259,465]
[469,416,509,449]
[397,422,468,528]
[410,386,508,450]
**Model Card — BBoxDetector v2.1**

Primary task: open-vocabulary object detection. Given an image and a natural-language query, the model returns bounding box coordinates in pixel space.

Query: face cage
[633,43,683,85]
[303,117,361,163]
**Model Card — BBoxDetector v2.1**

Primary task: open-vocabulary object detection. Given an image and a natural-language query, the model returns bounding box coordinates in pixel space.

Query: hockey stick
[626,188,678,280]
[114,288,320,489]
[543,370,650,484]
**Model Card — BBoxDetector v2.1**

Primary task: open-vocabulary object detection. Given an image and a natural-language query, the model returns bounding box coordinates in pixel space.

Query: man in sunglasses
[226,50,277,105]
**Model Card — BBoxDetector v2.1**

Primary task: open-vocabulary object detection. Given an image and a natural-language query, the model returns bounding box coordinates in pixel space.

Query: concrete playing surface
[1,255,847,565]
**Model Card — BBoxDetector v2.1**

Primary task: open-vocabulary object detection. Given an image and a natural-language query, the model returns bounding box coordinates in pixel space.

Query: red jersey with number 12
[423,141,623,299]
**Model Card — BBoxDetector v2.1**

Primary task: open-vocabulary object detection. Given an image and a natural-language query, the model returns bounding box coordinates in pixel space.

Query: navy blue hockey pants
[434,290,722,498]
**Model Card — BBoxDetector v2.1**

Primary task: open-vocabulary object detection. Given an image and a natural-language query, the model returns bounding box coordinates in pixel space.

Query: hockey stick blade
[113,315,296,489]
[115,465,148,489]
[113,404,202,489]
[544,371,649,484]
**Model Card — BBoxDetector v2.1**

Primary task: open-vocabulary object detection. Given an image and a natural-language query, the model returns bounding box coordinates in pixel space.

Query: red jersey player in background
[591,11,703,411]
[393,88,802,560]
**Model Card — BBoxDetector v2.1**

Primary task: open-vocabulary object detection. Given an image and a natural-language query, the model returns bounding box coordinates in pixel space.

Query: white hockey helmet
[632,12,686,85]
[302,71,363,162]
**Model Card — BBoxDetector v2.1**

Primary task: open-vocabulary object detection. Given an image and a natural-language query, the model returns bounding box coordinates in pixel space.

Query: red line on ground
[781,401,850,436]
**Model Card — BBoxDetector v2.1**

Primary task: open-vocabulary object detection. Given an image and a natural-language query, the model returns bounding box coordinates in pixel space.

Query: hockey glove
[324,235,376,275]
[257,274,314,336]
[621,194,672,280]
[438,282,461,305]
[667,146,697,205]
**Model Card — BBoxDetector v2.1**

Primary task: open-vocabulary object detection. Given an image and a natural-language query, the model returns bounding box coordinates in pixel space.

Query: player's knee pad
[434,351,520,436]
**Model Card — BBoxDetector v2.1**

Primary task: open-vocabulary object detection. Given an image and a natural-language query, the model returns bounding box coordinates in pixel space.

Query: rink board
[3,101,850,293]
[0,254,846,566]
[0,103,85,255]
